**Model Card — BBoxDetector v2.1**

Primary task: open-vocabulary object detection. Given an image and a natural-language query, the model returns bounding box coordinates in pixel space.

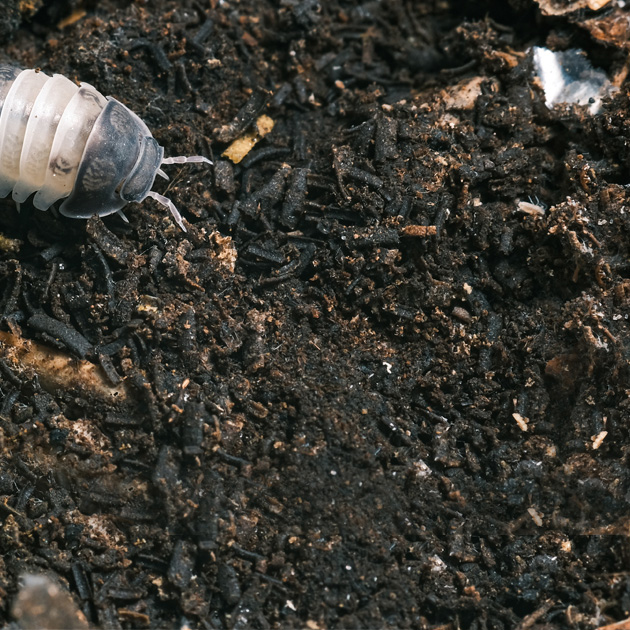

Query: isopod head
[58,98,210,231]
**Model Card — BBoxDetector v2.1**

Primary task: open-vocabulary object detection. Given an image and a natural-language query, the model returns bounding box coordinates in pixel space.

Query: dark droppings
[0,1,630,629]
[27,313,92,358]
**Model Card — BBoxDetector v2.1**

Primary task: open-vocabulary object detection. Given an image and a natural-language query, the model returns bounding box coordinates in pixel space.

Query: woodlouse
[0,66,211,231]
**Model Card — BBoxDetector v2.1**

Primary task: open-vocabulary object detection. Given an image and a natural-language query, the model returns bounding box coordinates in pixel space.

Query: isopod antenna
[162,156,212,166]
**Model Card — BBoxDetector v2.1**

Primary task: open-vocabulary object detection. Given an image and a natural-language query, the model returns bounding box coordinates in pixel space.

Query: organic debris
[0,1,629,629]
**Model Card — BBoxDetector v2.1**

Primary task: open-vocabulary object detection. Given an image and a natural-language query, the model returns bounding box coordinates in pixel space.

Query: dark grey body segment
[59,98,164,218]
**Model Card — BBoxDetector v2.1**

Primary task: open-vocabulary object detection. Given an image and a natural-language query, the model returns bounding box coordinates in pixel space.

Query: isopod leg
[146,190,187,232]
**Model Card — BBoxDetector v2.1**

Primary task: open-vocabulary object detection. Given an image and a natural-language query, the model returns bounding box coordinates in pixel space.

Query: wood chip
[57,9,87,29]
[527,507,543,527]
[587,0,612,9]
[222,115,275,164]
[591,430,608,449]
[0,331,127,402]
[597,618,630,630]
[401,225,437,237]
[512,412,529,432]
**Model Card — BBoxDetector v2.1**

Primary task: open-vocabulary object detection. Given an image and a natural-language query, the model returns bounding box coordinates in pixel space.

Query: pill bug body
[0,66,210,230]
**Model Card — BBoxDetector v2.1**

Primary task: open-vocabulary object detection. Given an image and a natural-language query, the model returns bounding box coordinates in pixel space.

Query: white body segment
[0,70,49,198]
[14,74,78,203]
[33,84,107,211]
[0,66,211,230]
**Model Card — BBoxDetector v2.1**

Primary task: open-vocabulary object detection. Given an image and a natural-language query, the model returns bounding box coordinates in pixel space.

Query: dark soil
[1,0,630,628]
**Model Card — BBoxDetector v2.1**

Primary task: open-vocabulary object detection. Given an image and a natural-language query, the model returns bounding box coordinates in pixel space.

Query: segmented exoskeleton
[0,66,211,231]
